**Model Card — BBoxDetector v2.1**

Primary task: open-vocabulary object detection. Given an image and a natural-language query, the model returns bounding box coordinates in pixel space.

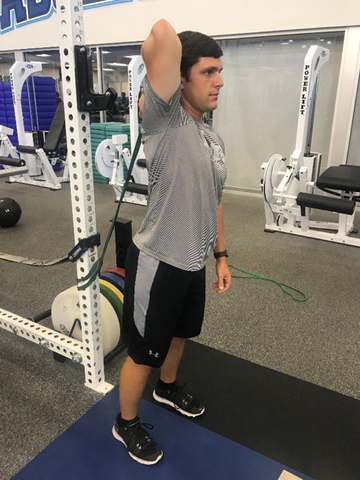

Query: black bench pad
[0,156,26,167]
[297,192,355,215]
[16,145,37,155]
[126,182,148,196]
[137,158,146,169]
[317,165,360,191]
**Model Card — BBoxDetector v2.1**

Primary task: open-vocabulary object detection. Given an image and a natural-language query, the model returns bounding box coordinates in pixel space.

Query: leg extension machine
[261,46,360,247]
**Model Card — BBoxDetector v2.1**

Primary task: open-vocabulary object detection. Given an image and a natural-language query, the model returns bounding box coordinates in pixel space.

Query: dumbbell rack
[0,0,115,394]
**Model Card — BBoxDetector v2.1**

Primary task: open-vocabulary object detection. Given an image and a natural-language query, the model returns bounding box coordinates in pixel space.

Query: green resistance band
[77,133,143,291]
[229,264,307,303]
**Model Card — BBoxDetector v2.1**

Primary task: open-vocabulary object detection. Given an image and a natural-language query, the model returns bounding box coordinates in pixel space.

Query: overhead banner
[0,0,132,35]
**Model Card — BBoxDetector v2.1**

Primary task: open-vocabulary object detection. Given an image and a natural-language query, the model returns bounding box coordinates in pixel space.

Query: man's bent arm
[142,20,181,103]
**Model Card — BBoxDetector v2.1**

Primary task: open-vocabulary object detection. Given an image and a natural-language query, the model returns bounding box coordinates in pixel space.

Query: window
[214,33,344,191]
[0,52,15,80]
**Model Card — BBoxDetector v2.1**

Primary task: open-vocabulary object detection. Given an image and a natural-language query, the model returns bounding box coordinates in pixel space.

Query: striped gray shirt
[133,80,227,272]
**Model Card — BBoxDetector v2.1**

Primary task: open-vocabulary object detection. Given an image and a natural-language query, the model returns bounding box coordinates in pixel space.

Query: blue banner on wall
[0,0,132,35]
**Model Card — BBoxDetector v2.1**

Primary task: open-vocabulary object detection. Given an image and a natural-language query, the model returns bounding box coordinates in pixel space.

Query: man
[112,19,231,465]
[119,91,129,114]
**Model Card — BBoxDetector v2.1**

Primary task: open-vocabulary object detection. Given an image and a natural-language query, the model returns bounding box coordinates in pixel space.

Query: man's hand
[213,259,231,293]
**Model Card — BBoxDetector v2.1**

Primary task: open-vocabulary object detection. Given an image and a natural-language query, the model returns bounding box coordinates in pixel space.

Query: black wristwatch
[214,250,228,259]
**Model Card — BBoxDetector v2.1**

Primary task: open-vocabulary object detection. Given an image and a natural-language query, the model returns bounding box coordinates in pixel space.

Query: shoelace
[173,382,194,409]
[132,422,157,451]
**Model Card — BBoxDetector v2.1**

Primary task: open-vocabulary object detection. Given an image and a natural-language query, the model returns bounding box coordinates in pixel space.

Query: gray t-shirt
[133,80,227,272]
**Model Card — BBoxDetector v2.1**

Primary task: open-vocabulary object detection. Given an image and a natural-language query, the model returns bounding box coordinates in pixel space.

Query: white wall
[1,0,360,52]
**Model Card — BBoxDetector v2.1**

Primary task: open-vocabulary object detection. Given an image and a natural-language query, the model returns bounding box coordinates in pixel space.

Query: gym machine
[0,61,69,190]
[0,126,26,227]
[0,125,28,178]
[261,45,360,247]
[95,56,148,205]
[0,0,120,393]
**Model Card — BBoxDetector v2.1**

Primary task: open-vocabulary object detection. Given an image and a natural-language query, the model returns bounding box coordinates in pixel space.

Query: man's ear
[180,76,185,90]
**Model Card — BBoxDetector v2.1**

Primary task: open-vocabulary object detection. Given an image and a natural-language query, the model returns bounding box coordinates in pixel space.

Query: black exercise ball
[0,197,22,227]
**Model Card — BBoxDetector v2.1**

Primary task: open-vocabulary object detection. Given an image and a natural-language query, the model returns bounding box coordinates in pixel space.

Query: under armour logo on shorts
[148,350,159,358]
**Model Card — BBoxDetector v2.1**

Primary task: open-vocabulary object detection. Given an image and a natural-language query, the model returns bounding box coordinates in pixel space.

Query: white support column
[14,51,25,62]
[328,27,360,167]
[290,46,329,170]
[56,1,112,394]
[128,56,146,156]
[9,61,42,147]
[127,56,148,200]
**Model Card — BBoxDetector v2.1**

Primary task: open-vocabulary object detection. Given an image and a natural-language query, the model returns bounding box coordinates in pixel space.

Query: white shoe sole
[112,425,163,465]
[152,390,205,417]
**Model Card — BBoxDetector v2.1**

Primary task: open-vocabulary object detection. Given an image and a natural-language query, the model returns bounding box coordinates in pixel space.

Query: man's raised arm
[141,19,181,103]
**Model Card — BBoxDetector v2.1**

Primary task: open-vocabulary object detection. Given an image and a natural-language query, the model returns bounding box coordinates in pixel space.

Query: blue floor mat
[13,387,313,480]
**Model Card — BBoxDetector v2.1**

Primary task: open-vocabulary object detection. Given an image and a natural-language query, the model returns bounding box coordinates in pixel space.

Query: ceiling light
[107,62,128,66]
[36,53,52,57]
[103,68,114,71]
[281,42,289,45]
[102,51,111,54]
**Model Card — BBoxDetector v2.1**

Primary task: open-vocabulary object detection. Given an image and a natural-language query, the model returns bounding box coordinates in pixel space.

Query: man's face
[180,57,224,120]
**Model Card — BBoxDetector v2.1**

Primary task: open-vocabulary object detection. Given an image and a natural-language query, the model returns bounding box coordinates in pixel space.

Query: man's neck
[180,96,203,121]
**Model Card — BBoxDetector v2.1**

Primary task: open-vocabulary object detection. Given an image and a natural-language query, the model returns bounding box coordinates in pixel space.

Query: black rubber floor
[143,340,360,480]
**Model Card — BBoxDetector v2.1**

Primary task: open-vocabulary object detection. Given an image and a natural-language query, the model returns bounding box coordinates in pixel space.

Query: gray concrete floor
[1,178,360,479]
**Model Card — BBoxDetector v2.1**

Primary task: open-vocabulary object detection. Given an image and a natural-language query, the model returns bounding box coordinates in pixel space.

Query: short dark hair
[178,31,223,81]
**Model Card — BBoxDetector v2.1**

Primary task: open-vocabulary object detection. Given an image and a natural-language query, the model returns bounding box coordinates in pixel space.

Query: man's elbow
[142,19,181,64]
[151,19,174,38]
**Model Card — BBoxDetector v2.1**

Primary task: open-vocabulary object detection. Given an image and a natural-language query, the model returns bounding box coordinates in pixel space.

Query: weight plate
[100,278,124,303]
[100,281,123,328]
[103,267,125,281]
[95,138,115,179]
[51,285,120,356]
[100,272,125,294]
[263,154,287,204]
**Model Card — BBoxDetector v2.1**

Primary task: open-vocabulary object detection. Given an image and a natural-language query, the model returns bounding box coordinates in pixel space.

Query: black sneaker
[112,414,163,465]
[153,380,205,417]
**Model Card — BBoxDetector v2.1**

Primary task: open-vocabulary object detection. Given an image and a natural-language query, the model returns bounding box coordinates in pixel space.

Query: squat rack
[0,0,116,394]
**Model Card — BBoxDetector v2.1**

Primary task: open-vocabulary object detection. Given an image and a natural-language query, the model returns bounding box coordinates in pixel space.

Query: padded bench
[317,165,360,192]
[297,192,355,215]
[16,102,66,156]
[0,156,28,178]
[0,156,26,167]
[296,165,360,215]
[125,157,148,195]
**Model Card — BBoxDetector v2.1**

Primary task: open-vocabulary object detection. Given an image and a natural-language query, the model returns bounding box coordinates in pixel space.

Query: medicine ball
[0,197,22,227]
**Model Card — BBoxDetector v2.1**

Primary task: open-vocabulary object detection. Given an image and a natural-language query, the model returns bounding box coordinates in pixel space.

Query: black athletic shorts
[124,242,206,368]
